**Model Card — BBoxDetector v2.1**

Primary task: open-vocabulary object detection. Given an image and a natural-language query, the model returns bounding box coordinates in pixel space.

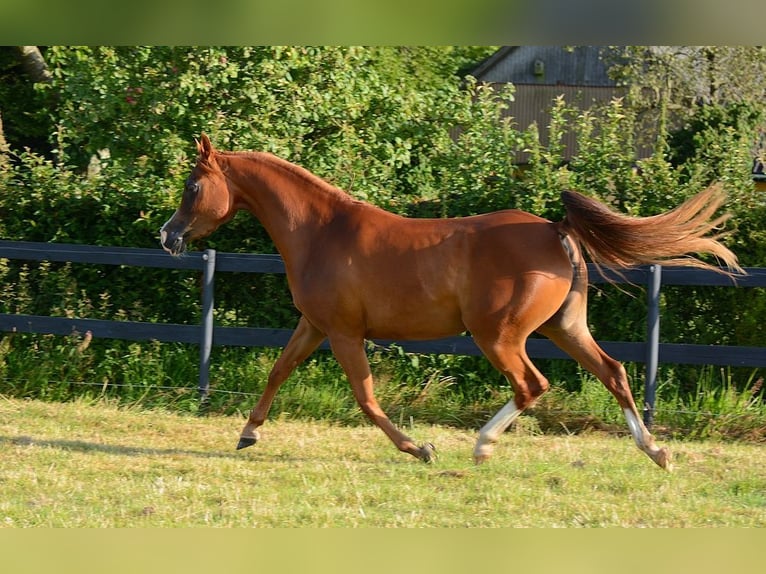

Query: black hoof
[419,442,437,463]
[236,437,257,450]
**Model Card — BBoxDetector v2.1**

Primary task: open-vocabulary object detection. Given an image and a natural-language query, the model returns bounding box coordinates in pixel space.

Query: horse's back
[330,205,565,280]
[408,208,569,276]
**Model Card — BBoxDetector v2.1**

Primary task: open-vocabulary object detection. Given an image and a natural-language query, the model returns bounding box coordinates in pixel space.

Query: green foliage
[30,47,500,204]
[607,46,766,132]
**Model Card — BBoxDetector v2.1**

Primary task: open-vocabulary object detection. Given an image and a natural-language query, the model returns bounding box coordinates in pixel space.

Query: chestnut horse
[161,134,742,470]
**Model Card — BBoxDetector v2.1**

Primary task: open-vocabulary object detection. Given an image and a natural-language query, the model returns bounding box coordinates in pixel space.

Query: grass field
[1,396,764,527]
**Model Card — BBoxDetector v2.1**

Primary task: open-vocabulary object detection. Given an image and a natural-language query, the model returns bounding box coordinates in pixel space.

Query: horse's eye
[185,181,200,196]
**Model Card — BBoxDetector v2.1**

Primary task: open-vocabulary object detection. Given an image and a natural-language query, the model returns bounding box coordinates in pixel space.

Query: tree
[15,46,51,84]
[0,111,8,168]
[0,47,54,155]
[606,46,766,153]
[608,46,766,111]
[30,47,498,189]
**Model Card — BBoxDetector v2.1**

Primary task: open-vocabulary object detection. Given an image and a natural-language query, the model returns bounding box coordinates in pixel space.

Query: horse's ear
[197,133,214,161]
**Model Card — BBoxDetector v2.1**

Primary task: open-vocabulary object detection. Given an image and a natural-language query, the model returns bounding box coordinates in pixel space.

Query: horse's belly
[362,297,465,340]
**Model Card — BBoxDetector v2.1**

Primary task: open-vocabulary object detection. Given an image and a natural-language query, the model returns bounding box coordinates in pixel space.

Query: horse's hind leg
[537,320,672,471]
[538,233,671,471]
[237,315,325,450]
[471,337,550,463]
[329,333,435,462]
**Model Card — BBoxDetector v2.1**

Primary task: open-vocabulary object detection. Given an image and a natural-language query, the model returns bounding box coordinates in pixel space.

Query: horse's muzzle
[159,225,187,256]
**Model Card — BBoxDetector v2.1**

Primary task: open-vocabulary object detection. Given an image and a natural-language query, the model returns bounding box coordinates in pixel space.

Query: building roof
[471,46,619,87]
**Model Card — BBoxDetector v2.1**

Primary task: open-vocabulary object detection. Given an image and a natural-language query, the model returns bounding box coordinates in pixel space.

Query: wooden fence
[1,239,765,426]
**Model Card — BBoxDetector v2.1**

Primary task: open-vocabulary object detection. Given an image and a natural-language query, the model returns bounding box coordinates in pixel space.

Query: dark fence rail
[1,240,765,426]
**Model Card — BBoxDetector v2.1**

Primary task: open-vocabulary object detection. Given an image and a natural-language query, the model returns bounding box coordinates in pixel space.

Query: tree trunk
[0,110,8,167]
[15,46,52,84]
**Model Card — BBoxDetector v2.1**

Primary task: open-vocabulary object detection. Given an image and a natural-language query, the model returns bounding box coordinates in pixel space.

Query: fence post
[643,264,662,427]
[199,248,216,403]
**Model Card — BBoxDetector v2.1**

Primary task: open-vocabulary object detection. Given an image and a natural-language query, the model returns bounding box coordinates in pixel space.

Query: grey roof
[471,46,619,87]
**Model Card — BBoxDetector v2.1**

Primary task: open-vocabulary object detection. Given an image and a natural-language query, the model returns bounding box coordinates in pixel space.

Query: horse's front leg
[237,316,325,450]
[329,334,436,462]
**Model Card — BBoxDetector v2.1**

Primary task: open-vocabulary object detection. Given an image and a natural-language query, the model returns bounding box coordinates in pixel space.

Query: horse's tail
[559,185,743,276]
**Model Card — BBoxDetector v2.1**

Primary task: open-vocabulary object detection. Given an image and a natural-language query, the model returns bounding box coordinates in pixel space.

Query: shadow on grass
[1,433,264,461]
[0,433,405,465]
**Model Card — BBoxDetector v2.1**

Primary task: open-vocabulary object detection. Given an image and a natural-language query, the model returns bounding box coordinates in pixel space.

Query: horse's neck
[222,152,348,258]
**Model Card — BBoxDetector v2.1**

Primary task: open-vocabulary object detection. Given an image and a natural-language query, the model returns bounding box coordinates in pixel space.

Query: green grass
[1,396,765,527]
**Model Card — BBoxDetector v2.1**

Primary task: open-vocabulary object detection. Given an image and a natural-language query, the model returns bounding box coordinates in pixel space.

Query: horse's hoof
[236,436,258,450]
[472,443,493,464]
[419,442,436,463]
[652,446,672,472]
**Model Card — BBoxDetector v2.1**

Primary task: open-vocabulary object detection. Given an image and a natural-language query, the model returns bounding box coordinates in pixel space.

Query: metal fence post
[199,248,216,403]
[644,264,662,427]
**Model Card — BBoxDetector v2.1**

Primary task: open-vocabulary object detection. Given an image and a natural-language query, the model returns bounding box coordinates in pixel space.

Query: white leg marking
[623,408,646,449]
[474,399,521,461]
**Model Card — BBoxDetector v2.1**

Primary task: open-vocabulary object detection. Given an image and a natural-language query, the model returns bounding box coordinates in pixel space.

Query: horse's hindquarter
[293,207,573,340]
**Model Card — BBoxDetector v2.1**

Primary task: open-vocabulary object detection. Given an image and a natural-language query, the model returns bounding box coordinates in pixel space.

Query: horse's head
[160,134,235,255]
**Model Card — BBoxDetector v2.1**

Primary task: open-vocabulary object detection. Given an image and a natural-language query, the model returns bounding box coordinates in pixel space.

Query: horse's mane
[214,150,356,203]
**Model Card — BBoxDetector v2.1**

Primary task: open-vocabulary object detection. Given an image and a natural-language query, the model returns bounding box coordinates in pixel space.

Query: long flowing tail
[559,185,743,276]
